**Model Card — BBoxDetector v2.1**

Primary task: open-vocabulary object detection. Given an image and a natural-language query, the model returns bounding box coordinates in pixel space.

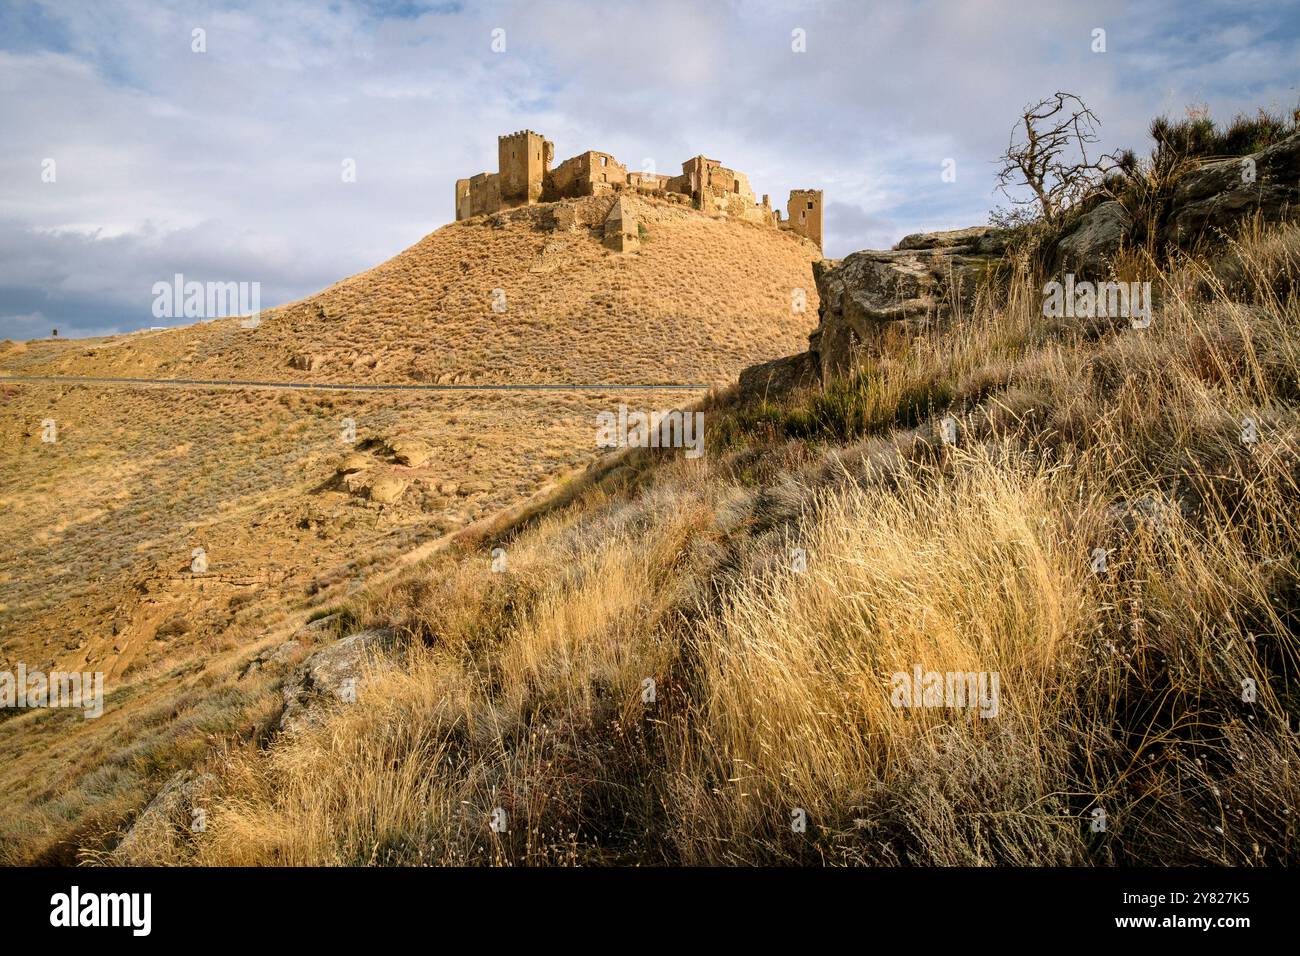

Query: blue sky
[1,0,1298,338]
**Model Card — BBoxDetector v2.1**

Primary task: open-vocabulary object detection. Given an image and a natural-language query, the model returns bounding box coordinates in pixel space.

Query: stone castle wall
[546,150,628,200]
[454,130,824,251]
[786,189,824,250]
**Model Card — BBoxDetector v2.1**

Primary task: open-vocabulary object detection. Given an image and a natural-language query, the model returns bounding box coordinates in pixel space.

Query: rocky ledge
[740,131,1299,396]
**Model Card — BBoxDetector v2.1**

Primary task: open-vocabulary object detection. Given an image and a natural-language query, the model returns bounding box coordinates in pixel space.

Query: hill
[8,118,1297,868]
[85,113,1300,865]
[118,213,1299,866]
[0,194,820,387]
[0,194,819,863]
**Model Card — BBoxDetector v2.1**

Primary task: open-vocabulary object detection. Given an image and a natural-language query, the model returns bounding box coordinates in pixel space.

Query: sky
[1,0,1298,339]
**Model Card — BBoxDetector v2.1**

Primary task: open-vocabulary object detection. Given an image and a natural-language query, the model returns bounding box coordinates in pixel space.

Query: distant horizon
[3,0,1298,338]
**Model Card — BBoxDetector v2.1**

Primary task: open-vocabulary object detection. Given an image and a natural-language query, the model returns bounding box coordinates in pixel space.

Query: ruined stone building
[455,130,823,251]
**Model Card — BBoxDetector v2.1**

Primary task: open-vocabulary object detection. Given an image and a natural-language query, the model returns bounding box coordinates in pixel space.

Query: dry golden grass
[0,197,816,864]
[0,384,702,863]
[122,221,1300,867]
[7,190,1298,867]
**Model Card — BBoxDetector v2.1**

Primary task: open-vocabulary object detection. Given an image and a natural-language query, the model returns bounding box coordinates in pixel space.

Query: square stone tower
[498,130,553,208]
[602,196,640,253]
[787,189,823,252]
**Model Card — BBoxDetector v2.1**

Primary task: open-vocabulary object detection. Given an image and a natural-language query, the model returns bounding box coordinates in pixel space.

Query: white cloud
[1,0,1297,337]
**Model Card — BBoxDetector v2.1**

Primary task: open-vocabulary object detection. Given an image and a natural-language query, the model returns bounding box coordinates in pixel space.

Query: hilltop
[0,193,820,387]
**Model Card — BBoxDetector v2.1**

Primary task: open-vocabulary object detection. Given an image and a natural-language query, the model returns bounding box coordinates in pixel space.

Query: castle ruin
[456,130,823,251]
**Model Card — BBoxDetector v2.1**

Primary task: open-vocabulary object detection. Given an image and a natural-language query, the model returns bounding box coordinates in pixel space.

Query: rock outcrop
[239,638,303,678]
[336,452,372,475]
[111,768,213,864]
[897,226,1012,254]
[741,134,1299,394]
[808,227,1005,380]
[279,628,394,733]
[1166,132,1300,244]
[737,350,819,403]
[289,352,326,372]
[1051,200,1133,279]
[1049,131,1300,276]
[366,475,407,504]
[387,438,433,468]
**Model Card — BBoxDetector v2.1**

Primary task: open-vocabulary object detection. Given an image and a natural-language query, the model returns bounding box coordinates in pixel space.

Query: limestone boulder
[897,225,1011,254]
[809,233,1001,380]
[1167,132,1300,245]
[111,768,214,864]
[1051,201,1134,279]
[342,471,371,495]
[367,475,407,504]
[387,438,433,468]
[239,638,303,678]
[737,350,819,404]
[279,629,395,733]
[336,452,372,475]
[289,352,326,372]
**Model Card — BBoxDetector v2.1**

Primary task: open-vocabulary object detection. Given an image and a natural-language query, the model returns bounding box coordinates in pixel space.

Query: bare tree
[995,92,1115,223]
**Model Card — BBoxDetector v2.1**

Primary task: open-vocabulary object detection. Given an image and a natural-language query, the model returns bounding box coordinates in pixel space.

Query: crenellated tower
[497,130,553,208]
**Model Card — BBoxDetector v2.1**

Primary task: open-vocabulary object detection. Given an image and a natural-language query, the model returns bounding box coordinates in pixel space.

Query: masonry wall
[453,132,822,249]
[456,171,501,221]
[498,130,551,208]
[546,150,629,200]
[665,172,692,197]
[706,164,756,215]
[673,157,771,225]
[786,189,824,251]
[455,178,470,221]
[626,171,672,192]
[674,156,713,207]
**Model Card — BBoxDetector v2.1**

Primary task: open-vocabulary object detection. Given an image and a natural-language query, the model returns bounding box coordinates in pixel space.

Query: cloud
[823,202,898,257]
[1,0,1297,337]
